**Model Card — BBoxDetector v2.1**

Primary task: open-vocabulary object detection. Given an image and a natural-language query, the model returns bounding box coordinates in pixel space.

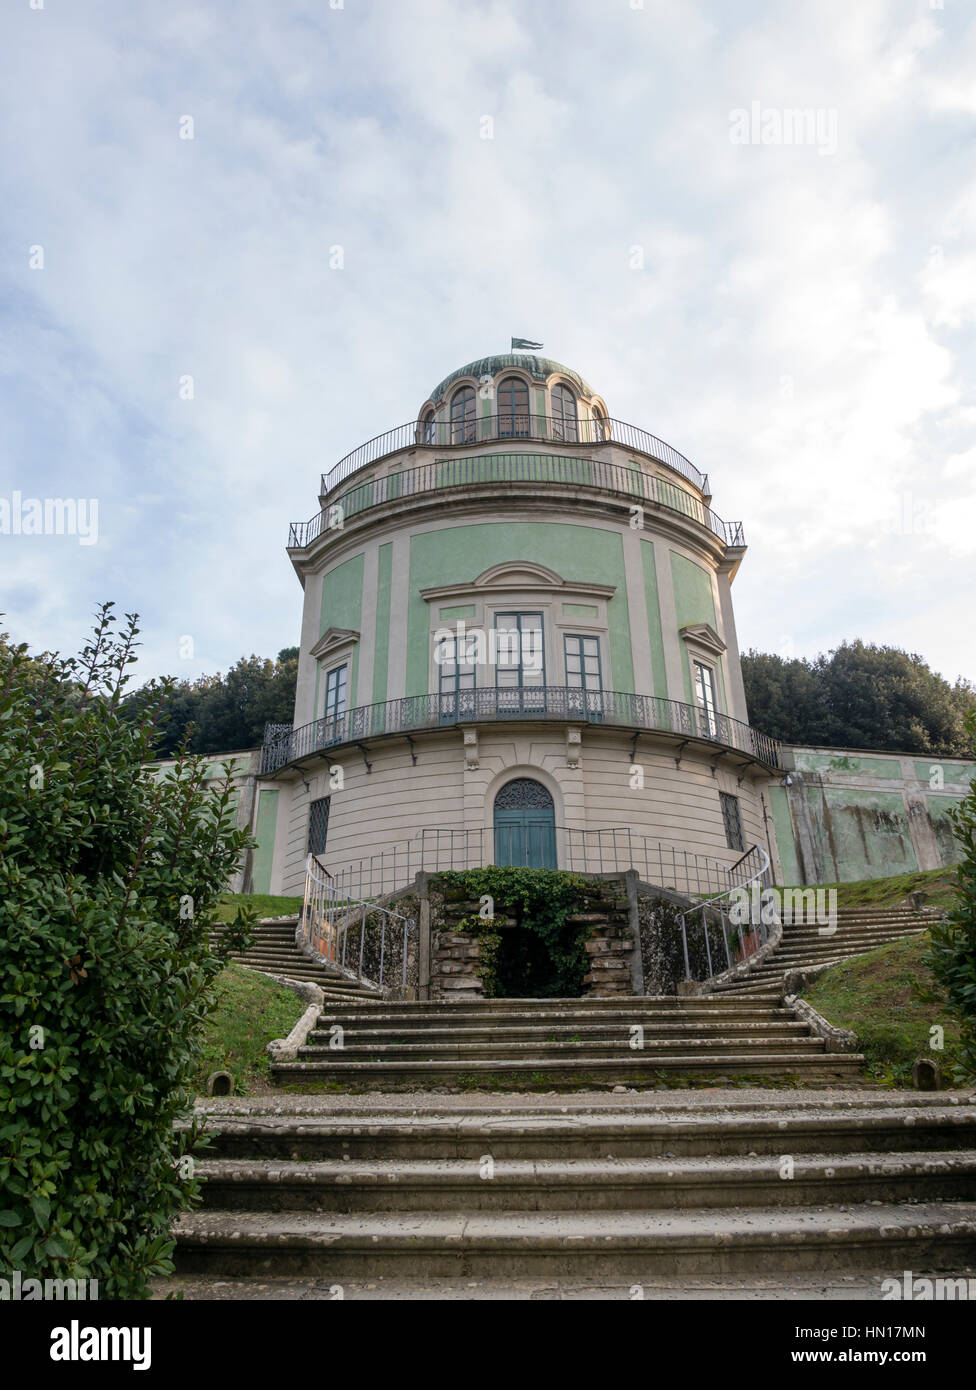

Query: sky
[1,0,974,694]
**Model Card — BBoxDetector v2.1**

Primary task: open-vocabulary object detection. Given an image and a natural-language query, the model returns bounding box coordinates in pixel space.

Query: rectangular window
[693,660,717,736]
[720,791,744,852]
[564,634,602,692]
[308,796,331,857]
[324,663,348,720]
[437,630,476,722]
[494,612,545,711]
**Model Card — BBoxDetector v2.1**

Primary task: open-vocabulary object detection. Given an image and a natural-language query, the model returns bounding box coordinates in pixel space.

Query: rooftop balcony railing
[261,686,782,774]
[290,452,744,550]
[321,414,708,495]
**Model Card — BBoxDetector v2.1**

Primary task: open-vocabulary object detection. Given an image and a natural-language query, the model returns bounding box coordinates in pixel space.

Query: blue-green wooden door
[493,779,557,869]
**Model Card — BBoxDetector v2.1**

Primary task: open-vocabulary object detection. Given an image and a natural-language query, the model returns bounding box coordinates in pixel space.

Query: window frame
[307,796,331,857]
[497,375,531,439]
[450,386,476,444]
[719,791,744,853]
[323,662,348,722]
[551,383,579,442]
[693,658,718,737]
[493,611,546,702]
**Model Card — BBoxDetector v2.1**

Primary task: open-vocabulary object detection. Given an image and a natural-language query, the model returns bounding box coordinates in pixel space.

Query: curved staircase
[211,918,383,1002]
[713,905,931,999]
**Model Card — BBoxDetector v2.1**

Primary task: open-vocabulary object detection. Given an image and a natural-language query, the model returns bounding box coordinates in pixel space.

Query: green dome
[428,354,595,404]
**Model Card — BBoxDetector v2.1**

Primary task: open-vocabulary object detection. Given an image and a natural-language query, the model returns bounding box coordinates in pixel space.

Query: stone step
[271,1052,864,1086]
[174,1203,976,1278]
[307,1021,813,1044]
[196,1104,976,1161]
[314,1006,800,1029]
[296,1035,828,1062]
[192,1150,976,1212]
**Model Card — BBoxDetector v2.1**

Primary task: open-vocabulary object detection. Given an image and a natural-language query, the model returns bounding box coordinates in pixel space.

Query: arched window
[592,406,610,443]
[450,386,476,444]
[551,384,578,442]
[497,376,530,438]
[419,408,436,446]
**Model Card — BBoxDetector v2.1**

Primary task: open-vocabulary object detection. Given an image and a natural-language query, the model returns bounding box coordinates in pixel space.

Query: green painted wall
[797,751,902,779]
[914,759,975,787]
[769,784,802,883]
[563,603,599,619]
[670,550,727,711]
[251,789,279,895]
[639,540,670,700]
[812,788,918,881]
[439,603,476,620]
[372,543,393,704]
[319,553,364,709]
[406,523,634,696]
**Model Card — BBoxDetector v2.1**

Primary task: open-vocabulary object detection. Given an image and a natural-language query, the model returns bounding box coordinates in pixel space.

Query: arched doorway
[493,778,557,869]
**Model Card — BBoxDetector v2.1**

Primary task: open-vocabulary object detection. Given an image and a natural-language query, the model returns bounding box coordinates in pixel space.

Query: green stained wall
[406,523,634,696]
[797,751,901,779]
[639,540,669,700]
[372,543,393,704]
[914,759,975,787]
[812,788,919,880]
[768,784,802,883]
[318,553,364,710]
[670,550,727,711]
[251,789,279,895]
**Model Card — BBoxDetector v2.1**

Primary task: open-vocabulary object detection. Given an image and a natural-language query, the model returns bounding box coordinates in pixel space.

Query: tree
[925,713,976,1081]
[742,642,975,755]
[122,646,299,758]
[0,604,255,1298]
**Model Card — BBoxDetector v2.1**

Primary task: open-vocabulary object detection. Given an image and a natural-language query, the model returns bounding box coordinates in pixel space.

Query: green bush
[924,712,976,1082]
[438,866,590,997]
[0,605,256,1298]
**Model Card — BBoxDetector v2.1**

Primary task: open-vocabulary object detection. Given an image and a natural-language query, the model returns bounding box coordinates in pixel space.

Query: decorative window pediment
[309,627,360,661]
[679,622,726,657]
[421,564,614,603]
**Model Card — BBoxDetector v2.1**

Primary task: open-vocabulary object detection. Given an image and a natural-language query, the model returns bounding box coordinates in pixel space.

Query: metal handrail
[676,843,773,982]
[321,413,708,495]
[261,686,782,774]
[312,825,766,920]
[291,452,740,551]
[301,854,415,995]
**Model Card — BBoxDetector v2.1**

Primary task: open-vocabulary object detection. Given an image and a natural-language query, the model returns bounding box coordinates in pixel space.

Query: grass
[215,891,304,923]
[815,865,959,912]
[194,963,304,1095]
[805,933,967,1085]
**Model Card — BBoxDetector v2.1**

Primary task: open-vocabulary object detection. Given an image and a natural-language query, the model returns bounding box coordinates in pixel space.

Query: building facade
[249,351,789,898]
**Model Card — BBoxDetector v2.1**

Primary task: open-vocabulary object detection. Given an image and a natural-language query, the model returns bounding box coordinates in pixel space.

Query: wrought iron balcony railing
[261,686,781,774]
[289,452,744,550]
[321,414,708,495]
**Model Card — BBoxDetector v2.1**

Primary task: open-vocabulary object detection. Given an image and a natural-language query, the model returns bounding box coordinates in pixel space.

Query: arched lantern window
[450,386,476,444]
[418,408,437,446]
[551,383,578,442]
[497,376,530,438]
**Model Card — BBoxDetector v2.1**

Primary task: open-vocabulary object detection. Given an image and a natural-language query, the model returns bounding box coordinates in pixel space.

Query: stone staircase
[713,906,930,999]
[270,994,864,1088]
[173,1091,976,1289]
[212,918,382,1002]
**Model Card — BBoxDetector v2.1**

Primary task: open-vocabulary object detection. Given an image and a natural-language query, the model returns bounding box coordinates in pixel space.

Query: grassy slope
[824,865,959,911]
[215,892,304,923]
[805,933,966,1085]
[194,963,303,1095]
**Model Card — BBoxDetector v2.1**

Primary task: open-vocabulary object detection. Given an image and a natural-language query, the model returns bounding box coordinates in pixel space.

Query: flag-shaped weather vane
[511,337,543,351]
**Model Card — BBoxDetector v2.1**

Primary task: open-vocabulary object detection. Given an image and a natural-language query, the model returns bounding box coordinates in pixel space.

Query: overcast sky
[2,0,974,696]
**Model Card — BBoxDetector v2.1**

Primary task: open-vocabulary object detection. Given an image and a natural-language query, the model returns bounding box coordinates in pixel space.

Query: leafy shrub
[0,605,255,1298]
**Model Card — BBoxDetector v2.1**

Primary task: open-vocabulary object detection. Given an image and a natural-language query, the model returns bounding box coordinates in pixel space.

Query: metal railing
[261,686,782,773]
[290,452,740,550]
[676,844,773,983]
[321,413,708,495]
[317,825,763,909]
[301,854,416,997]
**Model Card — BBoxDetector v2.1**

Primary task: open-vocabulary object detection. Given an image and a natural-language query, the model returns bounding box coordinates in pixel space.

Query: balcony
[320,413,708,495]
[289,452,744,551]
[261,686,782,774]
